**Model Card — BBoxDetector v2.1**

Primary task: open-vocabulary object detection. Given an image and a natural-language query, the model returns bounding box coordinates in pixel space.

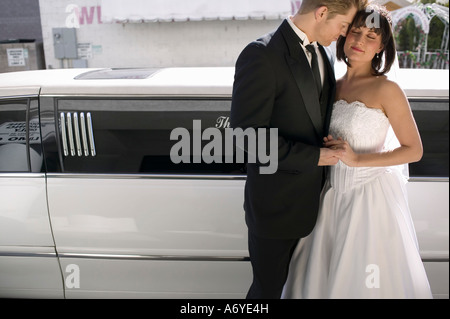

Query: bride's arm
[325,81,423,168]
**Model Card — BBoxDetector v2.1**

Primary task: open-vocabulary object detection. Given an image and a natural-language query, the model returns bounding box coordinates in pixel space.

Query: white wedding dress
[282,100,433,299]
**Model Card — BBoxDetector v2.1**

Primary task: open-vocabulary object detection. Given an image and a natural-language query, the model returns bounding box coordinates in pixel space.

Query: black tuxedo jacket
[230,19,336,239]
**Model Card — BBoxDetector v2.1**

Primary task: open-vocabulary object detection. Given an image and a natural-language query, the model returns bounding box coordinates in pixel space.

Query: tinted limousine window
[56,98,245,175]
[0,99,27,172]
[409,98,449,178]
[53,96,448,178]
[0,98,42,173]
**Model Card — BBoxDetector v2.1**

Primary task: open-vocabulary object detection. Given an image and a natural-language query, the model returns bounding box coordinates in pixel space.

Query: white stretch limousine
[0,67,448,298]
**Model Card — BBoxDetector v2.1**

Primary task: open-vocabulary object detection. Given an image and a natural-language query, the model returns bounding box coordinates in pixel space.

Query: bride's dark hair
[336,4,396,76]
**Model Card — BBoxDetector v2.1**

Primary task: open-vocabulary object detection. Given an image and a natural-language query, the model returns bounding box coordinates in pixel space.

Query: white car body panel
[0,246,63,298]
[46,176,251,298]
[407,180,449,299]
[46,176,248,257]
[0,175,54,246]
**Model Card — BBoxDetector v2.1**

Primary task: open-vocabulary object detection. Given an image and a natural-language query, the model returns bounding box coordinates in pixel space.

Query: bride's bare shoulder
[377,77,411,115]
[377,77,406,100]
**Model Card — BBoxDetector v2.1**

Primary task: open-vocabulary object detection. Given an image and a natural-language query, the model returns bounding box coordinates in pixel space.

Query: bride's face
[344,26,384,63]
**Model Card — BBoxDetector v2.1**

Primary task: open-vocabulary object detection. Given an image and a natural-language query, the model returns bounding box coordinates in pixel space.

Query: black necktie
[305,44,322,96]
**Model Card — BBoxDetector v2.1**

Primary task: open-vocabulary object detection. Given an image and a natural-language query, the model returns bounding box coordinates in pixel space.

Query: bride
[282,4,432,299]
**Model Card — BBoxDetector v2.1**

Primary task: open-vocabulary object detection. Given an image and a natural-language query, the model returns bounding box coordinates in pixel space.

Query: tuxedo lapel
[280,21,323,138]
[318,45,336,136]
[318,45,336,95]
[286,54,323,138]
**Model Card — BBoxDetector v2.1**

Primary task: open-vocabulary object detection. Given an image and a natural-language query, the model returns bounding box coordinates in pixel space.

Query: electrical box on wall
[52,28,78,59]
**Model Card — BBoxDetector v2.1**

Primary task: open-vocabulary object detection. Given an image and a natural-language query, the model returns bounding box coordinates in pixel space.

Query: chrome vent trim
[73,112,82,156]
[80,112,89,156]
[66,112,75,156]
[87,112,96,157]
[60,111,96,157]
[60,113,69,156]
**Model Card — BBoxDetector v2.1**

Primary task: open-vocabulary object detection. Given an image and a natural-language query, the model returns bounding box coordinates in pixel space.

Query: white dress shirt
[286,16,325,87]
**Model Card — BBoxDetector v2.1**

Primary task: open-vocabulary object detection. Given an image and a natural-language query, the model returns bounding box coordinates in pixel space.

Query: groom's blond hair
[299,0,368,18]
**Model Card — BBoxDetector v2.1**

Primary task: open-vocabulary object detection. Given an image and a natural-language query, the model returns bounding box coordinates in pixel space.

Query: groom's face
[316,6,358,47]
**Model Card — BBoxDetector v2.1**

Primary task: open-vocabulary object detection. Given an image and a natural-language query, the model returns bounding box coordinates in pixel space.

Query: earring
[376,53,380,59]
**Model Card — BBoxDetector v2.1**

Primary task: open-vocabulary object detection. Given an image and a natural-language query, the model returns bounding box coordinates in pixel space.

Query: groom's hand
[318,135,346,166]
[324,135,346,150]
[323,135,341,144]
[318,147,344,166]
[324,135,360,167]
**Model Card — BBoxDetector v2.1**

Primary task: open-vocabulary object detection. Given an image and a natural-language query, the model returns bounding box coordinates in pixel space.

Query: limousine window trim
[46,173,248,181]
[42,173,448,182]
[409,177,449,183]
[40,94,233,99]
[2,173,442,182]
[407,96,449,101]
[0,173,46,178]
[0,94,39,100]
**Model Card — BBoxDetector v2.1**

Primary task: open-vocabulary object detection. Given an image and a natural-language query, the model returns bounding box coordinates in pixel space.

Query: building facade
[38,0,299,69]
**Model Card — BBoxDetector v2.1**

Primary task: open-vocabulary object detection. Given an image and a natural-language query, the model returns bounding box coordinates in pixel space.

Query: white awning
[101,0,292,23]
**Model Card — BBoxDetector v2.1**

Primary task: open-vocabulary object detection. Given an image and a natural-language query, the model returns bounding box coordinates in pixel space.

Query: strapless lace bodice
[329,100,391,193]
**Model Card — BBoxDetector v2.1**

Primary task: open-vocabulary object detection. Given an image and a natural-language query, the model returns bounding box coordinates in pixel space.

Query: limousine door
[407,98,449,299]
[0,96,63,298]
[41,96,251,298]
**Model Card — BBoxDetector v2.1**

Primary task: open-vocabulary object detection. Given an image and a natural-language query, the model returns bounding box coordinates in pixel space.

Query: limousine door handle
[60,111,96,157]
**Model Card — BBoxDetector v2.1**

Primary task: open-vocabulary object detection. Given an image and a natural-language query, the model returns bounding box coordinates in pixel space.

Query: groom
[231,0,366,299]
